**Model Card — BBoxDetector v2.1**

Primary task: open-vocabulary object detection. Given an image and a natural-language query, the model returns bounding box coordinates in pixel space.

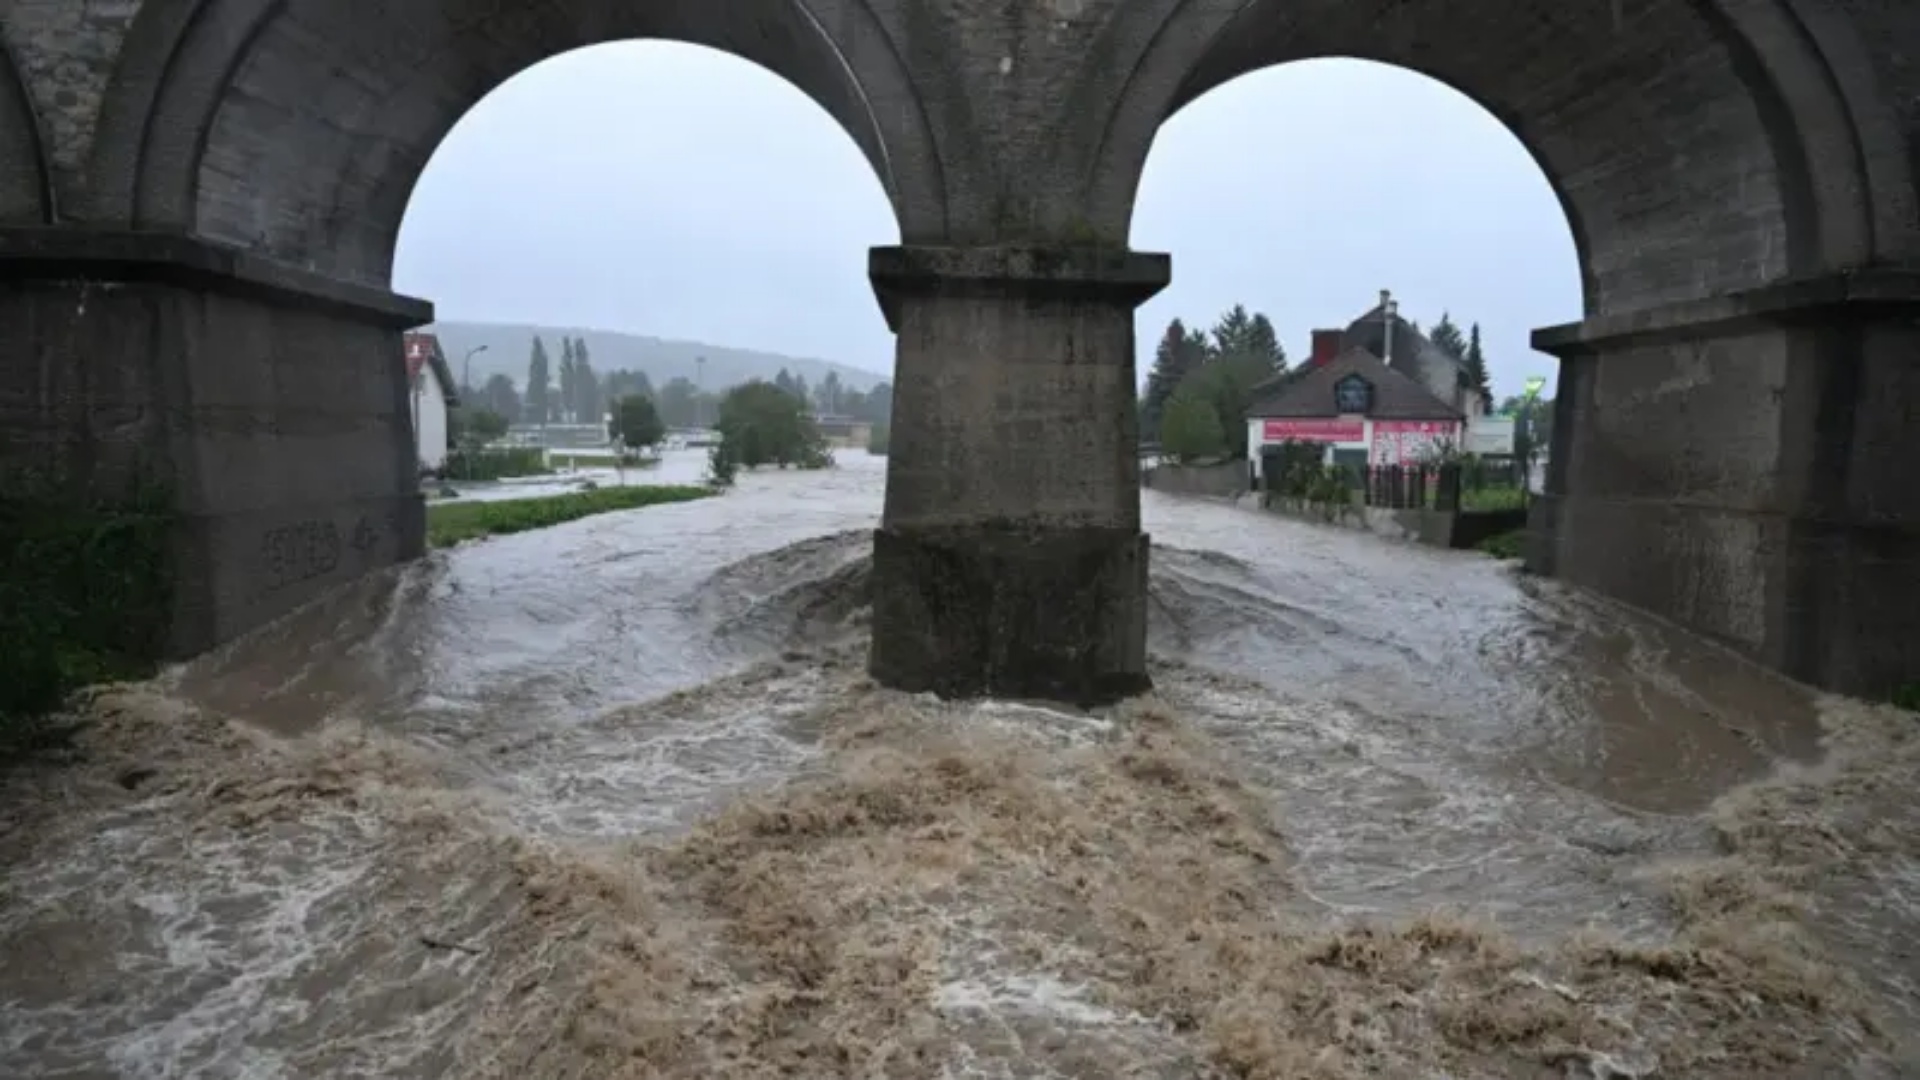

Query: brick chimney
[1309,329,1342,367]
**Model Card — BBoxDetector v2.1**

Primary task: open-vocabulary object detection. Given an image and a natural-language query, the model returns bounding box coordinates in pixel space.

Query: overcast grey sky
[394,42,1580,401]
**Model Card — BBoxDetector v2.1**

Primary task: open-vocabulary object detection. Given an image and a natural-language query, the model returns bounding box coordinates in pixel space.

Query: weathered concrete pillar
[0,229,428,664]
[1527,270,1920,699]
[866,244,1169,706]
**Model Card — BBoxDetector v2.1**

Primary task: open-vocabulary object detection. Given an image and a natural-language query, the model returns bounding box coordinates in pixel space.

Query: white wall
[414,380,450,469]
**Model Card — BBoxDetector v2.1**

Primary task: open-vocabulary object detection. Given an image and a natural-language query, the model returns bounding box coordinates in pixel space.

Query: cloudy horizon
[395,42,1581,399]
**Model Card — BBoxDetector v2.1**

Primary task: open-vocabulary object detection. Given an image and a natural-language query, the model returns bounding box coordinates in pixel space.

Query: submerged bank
[426,484,714,547]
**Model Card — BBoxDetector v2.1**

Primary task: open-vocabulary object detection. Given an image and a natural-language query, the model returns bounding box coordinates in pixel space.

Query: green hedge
[426,485,715,547]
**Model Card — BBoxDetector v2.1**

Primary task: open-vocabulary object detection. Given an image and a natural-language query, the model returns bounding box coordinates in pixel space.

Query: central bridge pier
[865,245,1170,707]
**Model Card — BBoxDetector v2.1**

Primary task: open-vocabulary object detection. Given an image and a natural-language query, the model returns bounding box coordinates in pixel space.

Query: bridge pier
[0,229,428,664]
[866,245,1169,707]
[1528,270,1920,700]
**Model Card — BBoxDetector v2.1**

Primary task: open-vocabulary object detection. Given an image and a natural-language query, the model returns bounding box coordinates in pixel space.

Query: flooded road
[2,450,1914,1078]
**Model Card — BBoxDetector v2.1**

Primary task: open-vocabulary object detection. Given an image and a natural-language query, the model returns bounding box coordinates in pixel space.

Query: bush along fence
[1258,441,1531,552]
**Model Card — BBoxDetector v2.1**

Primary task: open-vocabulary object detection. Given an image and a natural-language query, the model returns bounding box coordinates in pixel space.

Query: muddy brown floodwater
[2,450,1915,1079]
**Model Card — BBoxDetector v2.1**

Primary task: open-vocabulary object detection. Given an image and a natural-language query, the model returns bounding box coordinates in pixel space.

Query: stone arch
[86,0,943,284]
[0,32,53,222]
[1085,0,1908,318]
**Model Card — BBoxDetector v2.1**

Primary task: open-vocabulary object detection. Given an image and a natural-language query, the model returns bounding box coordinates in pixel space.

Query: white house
[403,332,460,471]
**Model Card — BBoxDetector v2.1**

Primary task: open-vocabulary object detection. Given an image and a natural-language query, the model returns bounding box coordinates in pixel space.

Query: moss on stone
[0,471,174,752]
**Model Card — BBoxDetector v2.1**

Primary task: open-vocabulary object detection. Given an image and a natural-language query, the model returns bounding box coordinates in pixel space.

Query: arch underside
[95,0,931,288]
[0,33,51,223]
[1106,0,1905,318]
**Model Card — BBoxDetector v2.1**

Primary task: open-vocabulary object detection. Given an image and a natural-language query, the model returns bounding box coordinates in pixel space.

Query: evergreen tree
[1245,313,1287,374]
[1142,318,1204,439]
[1462,323,1493,413]
[572,341,600,424]
[482,373,521,424]
[774,368,798,398]
[791,373,811,411]
[1429,312,1468,363]
[818,371,843,415]
[557,337,577,423]
[525,336,552,426]
[1210,303,1256,358]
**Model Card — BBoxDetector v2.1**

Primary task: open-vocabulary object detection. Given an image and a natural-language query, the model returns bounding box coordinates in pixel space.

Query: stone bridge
[2,0,1916,706]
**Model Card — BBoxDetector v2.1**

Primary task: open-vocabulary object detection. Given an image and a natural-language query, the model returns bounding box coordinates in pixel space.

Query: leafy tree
[604,368,653,403]
[863,381,893,425]
[1159,391,1226,461]
[1141,318,1208,439]
[715,379,832,471]
[525,336,552,426]
[608,393,665,450]
[655,376,706,428]
[1462,323,1493,412]
[1175,351,1271,459]
[449,406,509,452]
[839,386,869,419]
[558,337,577,423]
[1429,312,1468,363]
[481,373,521,423]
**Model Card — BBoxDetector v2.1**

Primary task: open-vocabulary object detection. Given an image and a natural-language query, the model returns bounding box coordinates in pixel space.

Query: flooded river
[2,450,1915,1078]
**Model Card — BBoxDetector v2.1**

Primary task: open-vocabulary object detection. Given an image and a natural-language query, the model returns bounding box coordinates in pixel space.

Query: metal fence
[1261,445,1529,514]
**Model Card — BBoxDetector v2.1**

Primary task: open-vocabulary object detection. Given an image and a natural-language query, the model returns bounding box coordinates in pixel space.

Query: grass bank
[426,485,714,548]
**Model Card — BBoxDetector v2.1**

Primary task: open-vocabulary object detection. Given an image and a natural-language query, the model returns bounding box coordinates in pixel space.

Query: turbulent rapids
[1,457,1916,1079]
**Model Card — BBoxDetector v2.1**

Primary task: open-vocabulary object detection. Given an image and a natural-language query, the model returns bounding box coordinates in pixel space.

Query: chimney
[1310,329,1342,367]
[1380,289,1398,364]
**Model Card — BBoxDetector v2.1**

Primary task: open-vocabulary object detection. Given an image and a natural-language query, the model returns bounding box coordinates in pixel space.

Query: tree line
[1140,303,1288,461]
[460,334,894,434]
[1142,304,1506,461]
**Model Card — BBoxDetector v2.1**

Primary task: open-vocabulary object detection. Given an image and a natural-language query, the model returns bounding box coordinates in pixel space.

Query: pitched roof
[1343,303,1464,383]
[1246,347,1463,421]
[403,332,460,407]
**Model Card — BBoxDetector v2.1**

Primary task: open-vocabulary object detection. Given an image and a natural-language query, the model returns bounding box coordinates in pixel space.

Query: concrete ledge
[0,226,434,329]
[868,243,1171,332]
[1532,267,1920,356]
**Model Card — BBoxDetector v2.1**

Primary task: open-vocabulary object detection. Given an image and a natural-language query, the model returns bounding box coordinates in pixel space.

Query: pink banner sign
[1262,418,1365,443]
[1369,420,1462,466]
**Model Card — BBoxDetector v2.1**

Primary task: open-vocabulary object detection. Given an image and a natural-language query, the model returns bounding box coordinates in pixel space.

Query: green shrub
[1476,530,1526,560]
[0,475,174,754]
[442,447,550,481]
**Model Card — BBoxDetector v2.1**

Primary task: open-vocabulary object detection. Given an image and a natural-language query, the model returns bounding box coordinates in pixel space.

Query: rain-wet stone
[867,524,1151,708]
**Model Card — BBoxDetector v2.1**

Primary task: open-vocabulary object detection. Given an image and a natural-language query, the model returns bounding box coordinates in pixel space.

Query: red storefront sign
[1262,418,1365,443]
[1369,419,1461,465]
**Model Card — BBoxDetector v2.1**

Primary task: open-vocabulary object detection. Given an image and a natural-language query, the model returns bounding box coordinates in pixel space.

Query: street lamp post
[463,344,488,395]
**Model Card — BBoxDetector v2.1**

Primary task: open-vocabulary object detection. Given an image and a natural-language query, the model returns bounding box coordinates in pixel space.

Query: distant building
[814,414,873,449]
[404,332,460,470]
[1245,289,1517,484]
